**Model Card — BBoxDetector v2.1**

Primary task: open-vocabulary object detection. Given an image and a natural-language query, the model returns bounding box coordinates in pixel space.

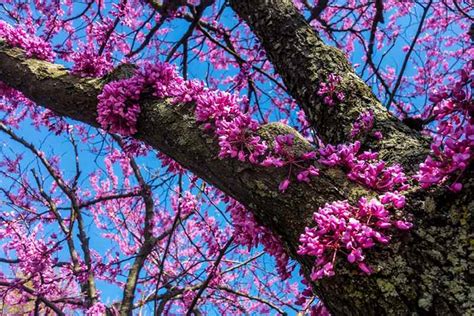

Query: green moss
[254,180,269,195]
[418,293,433,310]
[376,279,397,297]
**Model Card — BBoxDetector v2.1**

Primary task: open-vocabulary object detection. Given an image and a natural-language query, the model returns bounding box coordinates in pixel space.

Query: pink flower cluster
[350,110,382,140]
[416,65,473,192]
[195,90,267,163]
[317,73,345,106]
[0,21,55,61]
[298,193,411,281]
[296,139,412,281]
[0,222,74,301]
[70,46,113,77]
[226,198,291,280]
[319,141,408,192]
[261,134,319,192]
[86,302,107,316]
[171,190,199,219]
[97,76,142,135]
[97,62,268,163]
[351,110,374,138]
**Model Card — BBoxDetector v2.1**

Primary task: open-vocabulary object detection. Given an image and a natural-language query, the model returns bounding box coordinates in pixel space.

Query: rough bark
[230,0,473,315]
[229,0,429,173]
[0,17,472,314]
[228,1,472,314]
[314,173,473,315]
[0,41,368,287]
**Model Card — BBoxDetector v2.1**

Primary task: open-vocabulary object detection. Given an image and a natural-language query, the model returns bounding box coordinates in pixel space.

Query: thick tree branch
[0,42,471,315]
[0,42,364,281]
[226,2,470,315]
[229,0,429,172]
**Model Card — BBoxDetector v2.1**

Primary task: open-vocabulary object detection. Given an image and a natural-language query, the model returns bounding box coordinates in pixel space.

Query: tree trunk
[312,173,473,315]
[227,1,472,313]
[0,1,472,312]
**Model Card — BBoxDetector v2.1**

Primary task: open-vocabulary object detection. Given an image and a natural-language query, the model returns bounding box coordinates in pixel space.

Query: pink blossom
[70,45,113,77]
[350,110,374,138]
[317,73,345,106]
[298,197,411,280]
[86,302,107,316]
[0,21,55,61]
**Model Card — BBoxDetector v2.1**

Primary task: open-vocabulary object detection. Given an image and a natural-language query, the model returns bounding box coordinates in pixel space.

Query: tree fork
[228,0,429,172]
[227,1,472,314]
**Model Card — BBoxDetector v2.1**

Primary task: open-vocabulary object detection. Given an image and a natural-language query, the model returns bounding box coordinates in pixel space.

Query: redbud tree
[0,0,472,315]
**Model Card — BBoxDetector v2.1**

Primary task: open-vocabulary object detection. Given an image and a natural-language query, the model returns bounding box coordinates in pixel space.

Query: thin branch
[0,281,66,316]
[185,237,234,315]
[385,0,433,109]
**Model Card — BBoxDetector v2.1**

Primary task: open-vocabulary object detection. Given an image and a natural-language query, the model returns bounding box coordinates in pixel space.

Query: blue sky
[0,0,469,314]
